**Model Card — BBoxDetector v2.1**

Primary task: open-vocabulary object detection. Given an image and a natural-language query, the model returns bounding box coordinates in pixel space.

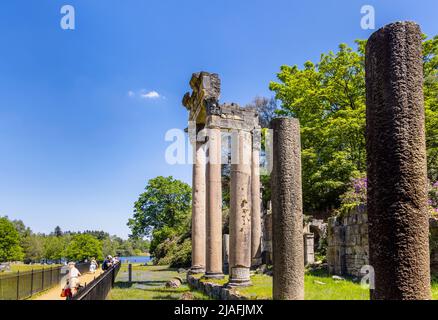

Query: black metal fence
[71,262,121,300]
[0,262,90,300]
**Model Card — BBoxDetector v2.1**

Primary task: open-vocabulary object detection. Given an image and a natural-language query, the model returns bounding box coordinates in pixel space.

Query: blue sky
[0,0,436,238]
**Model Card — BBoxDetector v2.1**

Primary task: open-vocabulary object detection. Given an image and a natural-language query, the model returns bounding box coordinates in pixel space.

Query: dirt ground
[34,269,104,300]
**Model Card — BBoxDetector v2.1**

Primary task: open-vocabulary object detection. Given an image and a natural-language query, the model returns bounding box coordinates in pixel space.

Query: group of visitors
[61,256,120,299]
[102,255,120,270]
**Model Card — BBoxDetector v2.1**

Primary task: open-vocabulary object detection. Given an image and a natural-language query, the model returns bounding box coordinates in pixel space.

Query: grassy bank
[108,264,438,300]
[0,264,61,275]
[198,270,438,300]
[107,264,209,300]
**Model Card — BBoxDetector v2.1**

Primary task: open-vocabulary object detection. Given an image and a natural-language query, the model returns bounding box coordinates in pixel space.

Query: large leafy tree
[43,236,67,261]
[128,176,191,238]
[424,35,438,181]
[0,217,24,262]
[64,234,103,261]
[128,176,191,258]
[270,36,438,213]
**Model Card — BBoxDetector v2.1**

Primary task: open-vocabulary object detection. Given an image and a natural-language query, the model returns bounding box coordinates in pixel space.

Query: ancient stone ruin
[270,118,304,300]
[184,21,433,300]
[327,208,438,278]
[365,21,431,300]
[182,72,261,287]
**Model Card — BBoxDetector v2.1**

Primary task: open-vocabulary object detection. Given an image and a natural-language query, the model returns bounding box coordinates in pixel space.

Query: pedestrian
[89,258,98,274]
[67,262,81,295]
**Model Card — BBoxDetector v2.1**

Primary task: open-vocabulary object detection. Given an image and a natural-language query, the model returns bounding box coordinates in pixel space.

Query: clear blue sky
[0,0,436,238]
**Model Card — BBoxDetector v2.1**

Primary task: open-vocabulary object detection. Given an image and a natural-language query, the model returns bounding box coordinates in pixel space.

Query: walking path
[34,270,104,300]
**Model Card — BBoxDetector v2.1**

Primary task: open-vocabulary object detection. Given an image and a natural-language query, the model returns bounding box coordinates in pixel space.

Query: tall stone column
[228,130,252,287]
[223,234,230,274]
[365,21,431,300]
[205,126,224,279]
[271,118,304,300]
[251,130,262,267]
[190,139,206,274]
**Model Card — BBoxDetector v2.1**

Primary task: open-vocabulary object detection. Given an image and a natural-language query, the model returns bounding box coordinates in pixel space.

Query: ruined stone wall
[327,205,369,277]
[327,206,438,277]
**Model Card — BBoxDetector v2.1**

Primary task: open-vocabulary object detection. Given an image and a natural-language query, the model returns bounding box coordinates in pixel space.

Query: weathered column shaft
[190,140,206,274]
[223,234,230,274]
[205,126,224,278]
[271,118,304,300]
[228,130,252,286]
[366,21,431,300]
[251,131,262,267]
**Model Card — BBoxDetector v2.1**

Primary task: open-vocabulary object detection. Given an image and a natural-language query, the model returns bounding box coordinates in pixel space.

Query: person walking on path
[67,262,82,295]
[89,258,98,274]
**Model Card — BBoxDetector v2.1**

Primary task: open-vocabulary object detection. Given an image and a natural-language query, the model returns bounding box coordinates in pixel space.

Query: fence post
[128,264,132,283]
[30,269,34,296]
[16,271,20,300]
[42,267,45,290]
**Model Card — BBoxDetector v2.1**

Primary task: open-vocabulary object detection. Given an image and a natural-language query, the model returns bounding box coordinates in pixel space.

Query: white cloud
[128,89,162,100]
[140,91,161,99]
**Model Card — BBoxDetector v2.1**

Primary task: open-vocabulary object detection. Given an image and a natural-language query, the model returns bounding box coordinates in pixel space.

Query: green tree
[128,176,192,261]
[22,235,44,263]
[54,226,63,237]
[102,236,119,258]
[270,36,438,213]
[128,176,192,238]
[423,35,438,181]
[43,236,67,261]
[64,234,103,262]
[0,217,24,262]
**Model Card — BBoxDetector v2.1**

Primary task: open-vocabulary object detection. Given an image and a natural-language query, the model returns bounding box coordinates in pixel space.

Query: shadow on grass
[114,280,168,288]
[306,268,358,282]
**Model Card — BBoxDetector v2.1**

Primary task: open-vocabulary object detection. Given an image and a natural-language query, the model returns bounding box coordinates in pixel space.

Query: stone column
[205,126,224,279]
[271,118,304,300]
[228,130,252,287]
[365,21,431,300]
[190,139,206,274]
[303,233,315,266]
[223,234,230,274]
[251,130,262,267]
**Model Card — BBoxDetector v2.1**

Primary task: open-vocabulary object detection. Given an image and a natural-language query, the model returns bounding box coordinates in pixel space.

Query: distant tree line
[0,216,149,263]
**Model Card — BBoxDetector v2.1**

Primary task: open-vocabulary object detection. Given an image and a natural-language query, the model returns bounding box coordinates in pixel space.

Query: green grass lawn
[0,264,61,275]
[107,264,209,300]
[108,264,438,300]
[200,270,438,300]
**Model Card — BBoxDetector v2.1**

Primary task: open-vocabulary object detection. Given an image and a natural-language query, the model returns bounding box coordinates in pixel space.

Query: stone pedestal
[205,126,224,279]
[190,140,206,274]
[228,130,252,287]
[365,21,431,300]
[304,233,315,266]
[271,117,304,300]
[251,130,262,267]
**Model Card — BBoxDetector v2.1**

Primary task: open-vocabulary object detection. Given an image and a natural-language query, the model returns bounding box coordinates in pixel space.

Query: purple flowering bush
[339,177,438,217]
[339,176,367,215]
[430,181,438,216]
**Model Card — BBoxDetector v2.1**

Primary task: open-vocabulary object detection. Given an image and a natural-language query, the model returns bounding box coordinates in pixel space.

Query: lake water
[119,256,151,264]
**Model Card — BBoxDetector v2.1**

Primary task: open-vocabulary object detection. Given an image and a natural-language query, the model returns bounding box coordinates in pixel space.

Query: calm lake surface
[119,256,151,264]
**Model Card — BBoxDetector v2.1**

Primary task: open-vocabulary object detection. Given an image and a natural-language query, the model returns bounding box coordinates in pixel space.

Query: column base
[227,267,252,287]
[189,266,205,275]
[203,272,225,279]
